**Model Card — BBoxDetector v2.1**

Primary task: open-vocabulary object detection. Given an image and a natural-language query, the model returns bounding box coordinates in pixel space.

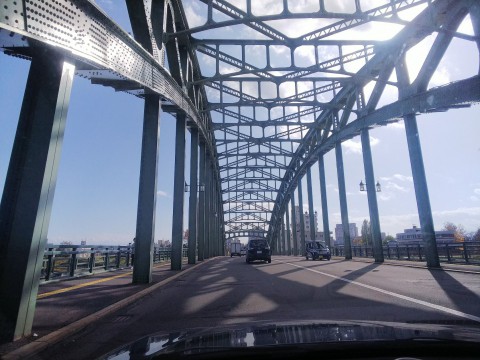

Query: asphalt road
[29,256,480,359]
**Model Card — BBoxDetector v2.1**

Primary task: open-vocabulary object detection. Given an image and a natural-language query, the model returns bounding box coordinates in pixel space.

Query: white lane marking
[276,260,480,323]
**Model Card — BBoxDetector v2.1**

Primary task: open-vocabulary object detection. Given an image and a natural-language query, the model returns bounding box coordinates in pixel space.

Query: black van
[246,238,271,263]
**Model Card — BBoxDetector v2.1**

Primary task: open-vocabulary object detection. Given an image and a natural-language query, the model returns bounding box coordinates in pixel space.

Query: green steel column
[188,128,199,264]
[204,155,212,259]
[281,216,286,255]
[197,142,206,261]
[361,128,384,263]
[171,113,186,270]
[285,202,292,255]
[469,3,480,73]
[0,52,74,342]
[396,56,440,268]
[291,193,298,256]
[306,168,316,241]
[133,93,161,284]
[336,142,352,260]
[318,155,331,249]
[213,181,218,257]
[404,114,440,268]
[297,178,306,256]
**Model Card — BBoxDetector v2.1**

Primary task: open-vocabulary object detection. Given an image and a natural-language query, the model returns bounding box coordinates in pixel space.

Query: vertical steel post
[133,93,161,283]
[395,55,440,268]
[171,113,186,270]
[472,3,480,72]
[318,154,331,249]
[204,154,212,259]
[335,142,352,260]
[0,52,74,341]
[213,181,218,256]
[291,193,298,256]
[404,114,440,268]
[285,202,292,255]
[197,142,206,261]
[361,128,384,263]
[306,168,316,241]
[297,178,306,256]
[188,129,199,264]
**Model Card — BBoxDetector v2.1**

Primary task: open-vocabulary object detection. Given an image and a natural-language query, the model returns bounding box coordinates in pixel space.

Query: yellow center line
[37,272,132,299]
[37,261,183,299]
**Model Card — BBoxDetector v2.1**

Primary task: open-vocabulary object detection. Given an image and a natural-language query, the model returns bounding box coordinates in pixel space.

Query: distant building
[158,239,171,247]
[335,223,358,246]
[395,225,455,244]
[294,206,326,241]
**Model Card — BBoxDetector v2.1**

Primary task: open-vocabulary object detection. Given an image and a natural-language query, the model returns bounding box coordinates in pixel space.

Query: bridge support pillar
[204,154,212,259]
[404,114,440,268]
[318,154,331,249]
[0,52,74,342]
[171,113,186,270]
[336,142,352,260]
[290,192,298,256]
[285,202,292,255]
[198,142,206,261]
[361,128,384,263]
[306,168,316,241]
[133,94,161,284]
[188,128,199,264]
[297,178,306,256]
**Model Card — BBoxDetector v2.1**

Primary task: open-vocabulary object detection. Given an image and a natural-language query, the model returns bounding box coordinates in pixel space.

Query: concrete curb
[3,258,216,360]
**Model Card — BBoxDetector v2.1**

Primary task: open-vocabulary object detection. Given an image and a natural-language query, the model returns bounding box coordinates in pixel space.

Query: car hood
[98,320,480,359]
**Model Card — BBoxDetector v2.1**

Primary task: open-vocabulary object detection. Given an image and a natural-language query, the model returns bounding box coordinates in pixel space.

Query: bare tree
[442,222,466,243]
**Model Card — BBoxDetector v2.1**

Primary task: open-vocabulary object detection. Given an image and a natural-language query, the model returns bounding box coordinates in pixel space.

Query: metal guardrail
[41,245,188,282]
[332,242,480,265]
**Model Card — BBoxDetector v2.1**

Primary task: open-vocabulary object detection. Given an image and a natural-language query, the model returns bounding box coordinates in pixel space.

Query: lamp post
[184,182,205,192]
[359,180,381,192]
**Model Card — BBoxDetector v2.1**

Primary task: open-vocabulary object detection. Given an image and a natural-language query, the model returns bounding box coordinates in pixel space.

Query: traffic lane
[267,257,480,321]
[35,256,479,360]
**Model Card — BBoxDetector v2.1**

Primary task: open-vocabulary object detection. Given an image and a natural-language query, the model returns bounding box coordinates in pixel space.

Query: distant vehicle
[240,246,246,256]
[246,238,271,263]
[305,240,331,261]
[230,242,242,257]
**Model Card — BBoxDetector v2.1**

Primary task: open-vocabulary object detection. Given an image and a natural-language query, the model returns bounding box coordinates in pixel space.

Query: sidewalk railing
[41,245,188,282]
[332,242,480,264]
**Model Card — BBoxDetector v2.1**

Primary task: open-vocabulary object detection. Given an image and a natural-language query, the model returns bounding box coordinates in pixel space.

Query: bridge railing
[40,245,188,282]
[332,242,480,265]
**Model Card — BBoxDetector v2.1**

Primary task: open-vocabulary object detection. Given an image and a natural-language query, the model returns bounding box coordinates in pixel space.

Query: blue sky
[1,1,479,245]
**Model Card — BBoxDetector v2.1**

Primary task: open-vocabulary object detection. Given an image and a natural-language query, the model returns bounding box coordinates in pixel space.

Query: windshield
[248,240,268,249]
[0,1,479,359]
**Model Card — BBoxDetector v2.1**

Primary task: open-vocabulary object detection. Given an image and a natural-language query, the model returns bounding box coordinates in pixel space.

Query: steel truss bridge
[0,0,479,343]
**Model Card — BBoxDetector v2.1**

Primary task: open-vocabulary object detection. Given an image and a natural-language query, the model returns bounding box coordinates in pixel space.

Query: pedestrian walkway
[0,259,211,359]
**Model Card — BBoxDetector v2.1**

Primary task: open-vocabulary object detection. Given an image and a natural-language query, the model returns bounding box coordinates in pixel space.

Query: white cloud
[380,174,412,182]
[343,136,379,154]
[384,182,409,192]
[343,139,362,154]
[157,190,169,197]
[185,3,206,28]
[386,121,405,130]
[474,188,480,196]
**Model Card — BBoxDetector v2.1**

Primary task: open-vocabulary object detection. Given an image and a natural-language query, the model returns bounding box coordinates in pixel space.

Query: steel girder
[2,0,479,244]
[174,0,479,240]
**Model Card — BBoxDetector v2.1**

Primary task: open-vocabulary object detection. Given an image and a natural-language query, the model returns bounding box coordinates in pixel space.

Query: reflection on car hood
[99,320,480,359]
